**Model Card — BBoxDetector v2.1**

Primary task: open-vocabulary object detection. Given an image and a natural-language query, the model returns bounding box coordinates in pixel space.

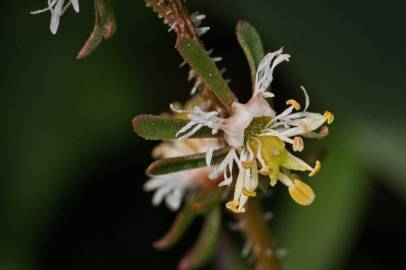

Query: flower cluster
[31,0,80,34]
[172,49,334,213]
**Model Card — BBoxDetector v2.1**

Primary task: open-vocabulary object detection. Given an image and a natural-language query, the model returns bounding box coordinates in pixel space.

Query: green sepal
[236,20,265,88]
[132,114,219,140]
[176,37,237,112]
[147,147,229,175]
[153,206,196,250]
[77,0,117,59]
[178,206,221,270]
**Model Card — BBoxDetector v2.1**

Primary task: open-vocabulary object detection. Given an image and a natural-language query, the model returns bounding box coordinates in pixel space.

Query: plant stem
[238,199,282,270]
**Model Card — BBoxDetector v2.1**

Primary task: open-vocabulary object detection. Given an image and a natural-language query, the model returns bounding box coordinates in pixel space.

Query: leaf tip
[146,160,159,176]
[236,19,248,31]
[132,114,147,135]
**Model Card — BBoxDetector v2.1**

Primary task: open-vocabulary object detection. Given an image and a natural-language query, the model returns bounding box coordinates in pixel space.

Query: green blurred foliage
[0,1,405,270]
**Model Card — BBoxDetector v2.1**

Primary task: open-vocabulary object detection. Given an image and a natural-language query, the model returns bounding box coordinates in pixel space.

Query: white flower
[31,0,80,34]
[173,48,335,213]
[144,138,220,211]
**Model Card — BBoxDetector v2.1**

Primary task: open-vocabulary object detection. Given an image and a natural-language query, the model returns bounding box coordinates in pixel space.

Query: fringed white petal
[71,0,80,12]
[172,105,224,139]
[145,170,199,211]
[300,86,310,111]
[278,112,326,137]
[205,145,215,167]
[32,0,80,34]
[50,0,65,34]
[212,148,240,187]
[165,188,183,211]
[254,48,290,95]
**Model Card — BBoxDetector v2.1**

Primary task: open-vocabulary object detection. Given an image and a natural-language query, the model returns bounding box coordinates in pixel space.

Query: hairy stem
[145,0,197,39]
[145,0,227,114]
[239,199,282,270]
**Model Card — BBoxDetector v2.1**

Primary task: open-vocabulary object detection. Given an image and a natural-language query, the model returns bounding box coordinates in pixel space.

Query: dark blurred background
[1,1,405,269]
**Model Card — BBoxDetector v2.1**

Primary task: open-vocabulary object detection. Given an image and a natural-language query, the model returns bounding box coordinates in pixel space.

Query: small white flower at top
[144,138,220,211]
[172,48,335,213]
[31,0,80,34]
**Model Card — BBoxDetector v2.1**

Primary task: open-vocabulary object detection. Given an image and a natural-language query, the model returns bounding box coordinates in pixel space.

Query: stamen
[324,111,335,124]
[293,136,304,152]
[242,187,257,197]
[288,179,315,206]
[309,160,321,176]
[286,99,301,110]
[242,160,254,169]
[260,166,272,175]
[226,201,239,213]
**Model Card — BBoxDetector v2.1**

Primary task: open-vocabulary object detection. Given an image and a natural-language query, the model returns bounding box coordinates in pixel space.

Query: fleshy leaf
[77,0,117,59]
[132,114,218,140]
[153,205,196,250]
[236,20,265,88]
[147,147,229,175]
[178,206,221,270]
[176,37,237,112]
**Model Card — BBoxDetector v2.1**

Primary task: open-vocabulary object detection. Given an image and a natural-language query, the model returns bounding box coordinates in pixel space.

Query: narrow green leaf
[153,206,196,250]
[132,114,218,140]
[236,20,265,88]
[147,147,229,175]
[176,37,237,111]
[178,206,221,270]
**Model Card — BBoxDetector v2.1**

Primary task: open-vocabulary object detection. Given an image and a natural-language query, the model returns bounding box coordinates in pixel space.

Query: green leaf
[236,20,265,89]
[178,206,221,270]
[147,147,229,175]
[153,205,196,250]
[176,37,237,112]
[132,114,218,140]
[77,0,117,59]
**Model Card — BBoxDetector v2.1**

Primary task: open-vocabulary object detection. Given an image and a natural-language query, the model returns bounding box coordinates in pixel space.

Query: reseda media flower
[144,138,221,211]
[173,49,334,213]
[31,0,80,34]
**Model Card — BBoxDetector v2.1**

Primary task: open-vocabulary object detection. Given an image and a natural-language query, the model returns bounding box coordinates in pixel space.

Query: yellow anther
[288,179,315,206]
[324,111,335,124]
[286,99,301,110]
[309,160,321,177]
[242,187,257,197]
[225,201,239,213]
[242,160,254,169]
[260,166,272,175]
[293,136,304,152]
